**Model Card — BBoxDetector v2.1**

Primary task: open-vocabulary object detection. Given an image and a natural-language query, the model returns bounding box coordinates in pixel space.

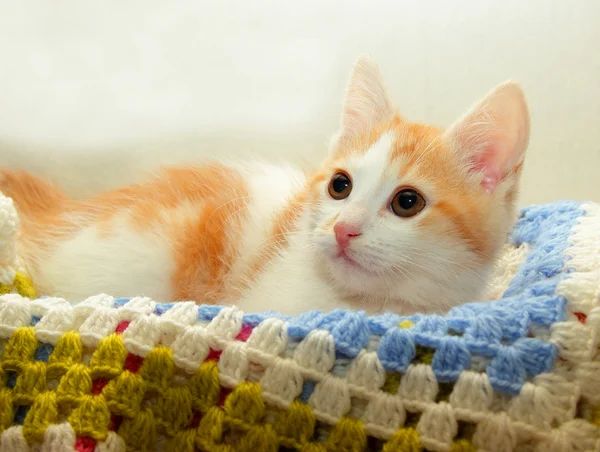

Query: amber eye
[391,189,426,218]
[328,172,352,200]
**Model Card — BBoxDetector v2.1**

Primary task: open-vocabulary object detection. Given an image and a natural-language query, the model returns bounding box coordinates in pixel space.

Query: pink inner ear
[481,172,501,194]
[470,143,504,194]
[453,82,529,196]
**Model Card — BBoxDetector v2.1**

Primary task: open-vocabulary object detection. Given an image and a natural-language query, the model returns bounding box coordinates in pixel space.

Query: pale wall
[1,0,599,205]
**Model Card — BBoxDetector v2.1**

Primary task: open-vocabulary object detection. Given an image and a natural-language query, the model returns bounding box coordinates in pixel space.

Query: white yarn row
[486,243,530,300]
[553,203,600,423]
[0,423,124,452]
[557,203,600,320]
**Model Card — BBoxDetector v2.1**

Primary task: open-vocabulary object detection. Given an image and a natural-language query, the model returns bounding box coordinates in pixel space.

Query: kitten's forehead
[354,132,394,171]
[327,121,455,199]
[344,132,396,197]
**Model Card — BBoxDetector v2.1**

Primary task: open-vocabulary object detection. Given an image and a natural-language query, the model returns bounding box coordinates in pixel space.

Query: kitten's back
[1,163,304,302]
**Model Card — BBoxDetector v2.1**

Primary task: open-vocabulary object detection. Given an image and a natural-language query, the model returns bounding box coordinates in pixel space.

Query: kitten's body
[1,57,529,315]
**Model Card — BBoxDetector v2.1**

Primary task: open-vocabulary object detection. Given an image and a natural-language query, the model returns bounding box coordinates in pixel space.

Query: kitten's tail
[0,170,67,218]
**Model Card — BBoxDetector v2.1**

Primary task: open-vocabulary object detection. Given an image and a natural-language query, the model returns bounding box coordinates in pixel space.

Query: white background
[1,1,599,204]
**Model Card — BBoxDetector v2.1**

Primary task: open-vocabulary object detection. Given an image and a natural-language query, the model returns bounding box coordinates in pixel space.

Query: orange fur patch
[0,170,67,218]
[246,190,308,282]
[171,178,249,302]
[2,166,251,304]
[0,170,73,241]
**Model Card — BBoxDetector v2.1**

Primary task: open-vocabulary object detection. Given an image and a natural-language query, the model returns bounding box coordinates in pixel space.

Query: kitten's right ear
[444,81,530,194]
[330,55,396,150]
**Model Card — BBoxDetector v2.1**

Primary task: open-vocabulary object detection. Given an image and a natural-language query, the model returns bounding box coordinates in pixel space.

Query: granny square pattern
[0,193,598,451]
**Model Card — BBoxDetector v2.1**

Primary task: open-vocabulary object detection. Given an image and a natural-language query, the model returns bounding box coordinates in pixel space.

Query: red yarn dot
[218,388,232,407]
[574,312,587,324]
[110,414,123,431]
[235,324,253,342]
[115,320,131,333]
[74,437,96,452]
[91,378,109,395]
[189,411,203,428]
[207,348,222,362]
[124,353,144,373]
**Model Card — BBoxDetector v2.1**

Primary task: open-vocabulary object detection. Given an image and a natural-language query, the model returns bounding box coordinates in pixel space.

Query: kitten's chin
[320,249,493,316]
[332,249,368,271]
[324,251,388,297]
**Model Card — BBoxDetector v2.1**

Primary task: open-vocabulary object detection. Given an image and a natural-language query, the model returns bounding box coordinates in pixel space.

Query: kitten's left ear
[331,55,396,150]
[444,82,530,193]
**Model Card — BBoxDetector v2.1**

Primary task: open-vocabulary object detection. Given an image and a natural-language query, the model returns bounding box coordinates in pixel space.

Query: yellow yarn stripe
[3,327,37,371]
[383,427,422,451]
[591,406,600,427]
[0,326,452,450]
[275,400,315,448]
[399,320,415,329]
[0,389,13,434]
[450,439,477,451]
[0,272,36,298]
[23,391,58,443]
[13,273,36,298]
[382,372,402,394]
[398,319,434,364]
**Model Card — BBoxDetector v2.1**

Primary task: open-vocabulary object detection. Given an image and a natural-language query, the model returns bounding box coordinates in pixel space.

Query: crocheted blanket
[0,195,599,452]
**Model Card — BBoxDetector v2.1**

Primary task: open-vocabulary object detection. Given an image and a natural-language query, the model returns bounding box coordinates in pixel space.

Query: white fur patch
[35,217,174,301]
[226,162,306,283]
[347,132,394,199]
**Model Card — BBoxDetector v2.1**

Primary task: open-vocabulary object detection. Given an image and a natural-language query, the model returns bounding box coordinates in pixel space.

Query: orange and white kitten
[1,56,529,315]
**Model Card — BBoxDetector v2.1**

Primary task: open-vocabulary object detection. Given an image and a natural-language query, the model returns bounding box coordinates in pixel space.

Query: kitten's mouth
[336,249,363,269]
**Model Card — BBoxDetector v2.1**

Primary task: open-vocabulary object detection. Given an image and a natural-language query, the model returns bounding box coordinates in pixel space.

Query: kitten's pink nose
[334,222,362,247]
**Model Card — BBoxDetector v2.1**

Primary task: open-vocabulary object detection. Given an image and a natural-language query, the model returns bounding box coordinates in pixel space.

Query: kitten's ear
[331,55,396,149]
[445,82,530,193]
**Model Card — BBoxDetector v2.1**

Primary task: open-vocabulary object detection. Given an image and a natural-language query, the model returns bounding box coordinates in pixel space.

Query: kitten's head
[308,56,529,313]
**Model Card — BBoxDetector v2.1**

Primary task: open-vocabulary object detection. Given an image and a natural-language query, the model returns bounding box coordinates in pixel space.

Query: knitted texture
[0,194,599,451]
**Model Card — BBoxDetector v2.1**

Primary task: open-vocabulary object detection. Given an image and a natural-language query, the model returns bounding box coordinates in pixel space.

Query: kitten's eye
[328,172,352,200]
[391,189,426,217]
